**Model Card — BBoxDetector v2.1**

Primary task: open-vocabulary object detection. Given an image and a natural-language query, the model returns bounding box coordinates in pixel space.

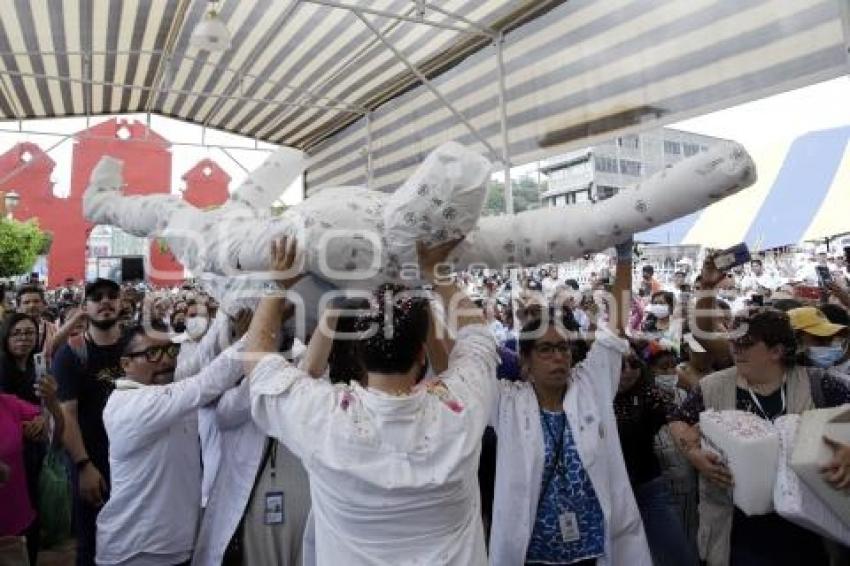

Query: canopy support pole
[353,10,502,164]
[496,32,513,214]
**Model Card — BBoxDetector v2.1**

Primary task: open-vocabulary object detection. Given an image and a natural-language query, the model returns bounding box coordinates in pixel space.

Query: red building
[0,118,231,287]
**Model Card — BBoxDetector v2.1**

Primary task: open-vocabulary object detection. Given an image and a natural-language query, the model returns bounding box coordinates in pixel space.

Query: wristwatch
[75,457,92,471]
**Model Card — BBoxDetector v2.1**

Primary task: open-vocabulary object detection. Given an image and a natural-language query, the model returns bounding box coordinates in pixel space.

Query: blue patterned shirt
[526,410,605,565]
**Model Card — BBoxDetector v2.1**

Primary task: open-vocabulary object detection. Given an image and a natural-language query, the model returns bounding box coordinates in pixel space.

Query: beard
[90,316,118,330]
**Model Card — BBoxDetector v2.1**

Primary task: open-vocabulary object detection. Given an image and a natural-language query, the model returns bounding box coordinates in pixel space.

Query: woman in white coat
[489,248,652,566]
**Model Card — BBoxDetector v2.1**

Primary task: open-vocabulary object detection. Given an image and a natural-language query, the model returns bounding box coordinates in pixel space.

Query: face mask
[655,374,678,390]
[807,346,845,369]
[186,316,209,339]
[646,304,670,319]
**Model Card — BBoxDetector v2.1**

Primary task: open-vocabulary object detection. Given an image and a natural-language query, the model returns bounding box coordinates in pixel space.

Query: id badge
[264,491,285,525]
[559,511,581,543]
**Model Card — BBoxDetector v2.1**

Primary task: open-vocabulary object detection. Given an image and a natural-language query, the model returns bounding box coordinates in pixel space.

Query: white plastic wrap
[774,414,850,543]
[790,405,850,528]
[700,409,779,516]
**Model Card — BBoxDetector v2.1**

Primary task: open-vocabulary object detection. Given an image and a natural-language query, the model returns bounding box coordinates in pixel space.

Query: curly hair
[732,307,797,367]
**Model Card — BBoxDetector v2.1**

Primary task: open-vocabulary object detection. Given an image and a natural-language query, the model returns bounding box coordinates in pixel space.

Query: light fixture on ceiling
[190,1,232,52]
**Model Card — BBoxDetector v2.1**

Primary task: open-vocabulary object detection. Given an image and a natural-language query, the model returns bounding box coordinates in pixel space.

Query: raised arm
[107,340,246,457]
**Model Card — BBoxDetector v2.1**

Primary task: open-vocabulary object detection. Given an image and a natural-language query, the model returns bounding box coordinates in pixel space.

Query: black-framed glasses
[10,329,37,339]
[87,290,120,303]
[126,343,180,363]
[534,342,571,357]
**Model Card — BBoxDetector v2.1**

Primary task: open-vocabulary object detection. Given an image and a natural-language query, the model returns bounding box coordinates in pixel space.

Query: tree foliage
[0,218,51,278]
[482,175,546,216]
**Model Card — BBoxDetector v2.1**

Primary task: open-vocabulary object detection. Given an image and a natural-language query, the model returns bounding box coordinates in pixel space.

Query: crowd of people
[1,237,850,566]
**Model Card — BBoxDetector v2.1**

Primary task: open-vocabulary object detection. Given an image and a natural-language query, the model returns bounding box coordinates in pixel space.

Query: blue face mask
[807,346,845,369]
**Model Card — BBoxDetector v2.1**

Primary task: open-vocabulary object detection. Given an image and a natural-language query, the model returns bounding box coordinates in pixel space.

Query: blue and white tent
[637,125,850,250]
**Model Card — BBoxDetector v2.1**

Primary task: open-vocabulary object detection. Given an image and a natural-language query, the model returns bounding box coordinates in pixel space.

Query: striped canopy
[0,0,846,201]
[638,125,850,250]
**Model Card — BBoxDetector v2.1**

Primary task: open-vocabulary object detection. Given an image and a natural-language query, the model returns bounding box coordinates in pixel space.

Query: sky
[0,76,848,208]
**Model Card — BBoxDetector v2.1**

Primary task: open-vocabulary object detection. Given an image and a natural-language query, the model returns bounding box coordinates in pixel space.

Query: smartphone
[33,352,47,380]
[816,265,833,287]
[713,242,751,272]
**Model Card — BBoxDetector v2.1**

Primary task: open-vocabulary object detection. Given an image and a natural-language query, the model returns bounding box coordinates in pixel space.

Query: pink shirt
[0,393,40,535]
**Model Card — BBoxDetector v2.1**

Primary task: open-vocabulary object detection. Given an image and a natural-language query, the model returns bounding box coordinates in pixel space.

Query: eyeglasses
[533,342,571,357]
[87,290,119,303]
[126,343,180,363]
[10,329,36,338]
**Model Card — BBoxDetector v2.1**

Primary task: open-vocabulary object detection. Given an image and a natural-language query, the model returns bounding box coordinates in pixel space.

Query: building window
[683,143,700,157]
[617,135,639,150]
[597,185,619,200]
[664,141,681,154]
[619,159,641,176]
[594,156,618,173]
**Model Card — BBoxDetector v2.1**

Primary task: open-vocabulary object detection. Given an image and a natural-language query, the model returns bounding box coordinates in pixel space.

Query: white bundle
[382,141,492,274]
[790,405,850,528]
[774,414,850,544]
[700,409,779,516]
[452,141,756,268]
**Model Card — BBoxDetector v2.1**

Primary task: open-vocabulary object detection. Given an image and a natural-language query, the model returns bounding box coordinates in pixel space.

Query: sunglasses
[125,343,180,363]
[534,342,571,357]
[87,290,120,302]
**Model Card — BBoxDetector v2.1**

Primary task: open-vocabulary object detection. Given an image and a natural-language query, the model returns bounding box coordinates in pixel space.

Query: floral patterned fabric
[526,410,605,564]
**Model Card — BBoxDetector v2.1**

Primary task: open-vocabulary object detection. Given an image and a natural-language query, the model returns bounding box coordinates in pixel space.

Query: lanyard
[747,379,786,421]
[538,410,566,505]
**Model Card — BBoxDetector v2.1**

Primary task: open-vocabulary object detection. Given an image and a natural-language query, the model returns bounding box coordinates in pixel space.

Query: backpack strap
[807,366,827,409]
[69,335,88,367]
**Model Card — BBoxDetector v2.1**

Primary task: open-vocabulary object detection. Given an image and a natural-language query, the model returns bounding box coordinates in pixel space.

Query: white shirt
[96,342,244,566]
[250,324,498,566]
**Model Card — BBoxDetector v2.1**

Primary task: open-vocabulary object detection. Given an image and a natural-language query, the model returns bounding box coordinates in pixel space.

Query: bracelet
[75,457,92,471]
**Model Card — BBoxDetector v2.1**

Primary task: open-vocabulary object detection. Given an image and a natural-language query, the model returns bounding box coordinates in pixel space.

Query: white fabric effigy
[790,405,850,528]
[700,409,779,516]
[774,414,850,544]
[452,141,755,268]
[83,140,755,314]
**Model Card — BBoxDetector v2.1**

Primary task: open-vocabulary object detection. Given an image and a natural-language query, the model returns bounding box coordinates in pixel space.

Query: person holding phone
[669,257,850,566]
[54,278,126,566]
[0,365,63,564]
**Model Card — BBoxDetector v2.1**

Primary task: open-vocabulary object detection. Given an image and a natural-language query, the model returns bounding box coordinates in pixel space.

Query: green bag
[38,448,71,548]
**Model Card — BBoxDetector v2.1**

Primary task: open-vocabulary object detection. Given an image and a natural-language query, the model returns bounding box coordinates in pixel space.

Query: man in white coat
[243,236,498,566]
[95,325,245,566]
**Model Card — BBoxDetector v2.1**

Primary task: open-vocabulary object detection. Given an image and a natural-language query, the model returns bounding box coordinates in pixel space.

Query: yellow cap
[788,307,846,337]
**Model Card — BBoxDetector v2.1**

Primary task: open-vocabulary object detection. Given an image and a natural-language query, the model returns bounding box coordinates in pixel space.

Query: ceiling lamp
[190,2,232,52]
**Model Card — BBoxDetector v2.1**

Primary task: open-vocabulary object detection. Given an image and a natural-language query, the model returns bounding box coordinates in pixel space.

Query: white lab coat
[488,330,652,566]
[175,312,234,507]
[96,341,244,566]
[192,345,311,566]
[192,380,266,566]
[250,324,498,566]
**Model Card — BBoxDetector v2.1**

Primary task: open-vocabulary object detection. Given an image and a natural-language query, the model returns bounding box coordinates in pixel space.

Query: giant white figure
[83,140,756,308]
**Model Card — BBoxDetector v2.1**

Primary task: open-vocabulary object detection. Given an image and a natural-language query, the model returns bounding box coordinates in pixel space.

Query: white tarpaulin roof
[309,0,850,192]
[0,0,846,198]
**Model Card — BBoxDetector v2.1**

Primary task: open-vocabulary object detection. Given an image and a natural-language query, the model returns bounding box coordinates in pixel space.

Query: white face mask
[186,316,209,339]
[646,304,670,319]
[655,374,678,390]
